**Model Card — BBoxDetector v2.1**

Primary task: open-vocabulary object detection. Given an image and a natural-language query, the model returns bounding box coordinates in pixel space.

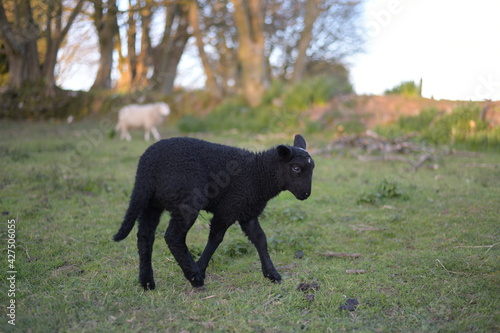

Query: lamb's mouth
[294,192,310,200]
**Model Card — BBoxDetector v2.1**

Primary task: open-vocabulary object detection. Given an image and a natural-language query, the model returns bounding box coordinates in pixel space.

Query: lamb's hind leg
[137,207,163,290]
[164,209,204,287]
[240,217,281,283]
[197,216,231,278]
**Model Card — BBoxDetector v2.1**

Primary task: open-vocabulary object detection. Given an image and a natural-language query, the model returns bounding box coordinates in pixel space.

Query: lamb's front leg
[151,127,161,141]
[240,218,281,283]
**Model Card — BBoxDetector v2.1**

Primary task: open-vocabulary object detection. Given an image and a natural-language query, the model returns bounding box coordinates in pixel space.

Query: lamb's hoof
[187,273,205,288]
[141,280,156,290]
[139,274,156,290]
[193,285,207,292]
[265,271,282,283]
[189,277,204,288]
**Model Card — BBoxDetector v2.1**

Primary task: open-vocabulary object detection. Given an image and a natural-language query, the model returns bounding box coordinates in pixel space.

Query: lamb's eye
[292,166,301,173]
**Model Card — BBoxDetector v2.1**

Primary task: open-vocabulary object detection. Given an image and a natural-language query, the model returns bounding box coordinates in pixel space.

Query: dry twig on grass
[345,270,367,274]
[320,252,361,258]
[436,259,470,275]
[454,242,499,252]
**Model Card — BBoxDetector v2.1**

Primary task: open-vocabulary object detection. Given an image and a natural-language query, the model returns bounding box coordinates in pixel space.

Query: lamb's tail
[113,179,150,242]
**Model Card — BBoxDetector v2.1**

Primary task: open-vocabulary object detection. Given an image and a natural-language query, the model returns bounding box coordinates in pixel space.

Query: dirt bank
[310,95,500,129]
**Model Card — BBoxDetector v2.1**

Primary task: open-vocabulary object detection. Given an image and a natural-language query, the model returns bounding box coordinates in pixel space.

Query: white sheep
[115,102,171,141]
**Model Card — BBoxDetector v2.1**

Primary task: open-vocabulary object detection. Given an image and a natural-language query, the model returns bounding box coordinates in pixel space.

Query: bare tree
[91,0,119,90]
[0,42,8,86]
[55,20,99,88]
[230,0,268,106]
[115,0,154,90]
[291,0,321,83]
[44,0,86,92]
[0,0,41,88]
[134,0,153,88]
[113,1,191,94]
[0,0,361,99]
[150,2,190,94]
[194,0,239,96]
[267,0,363,82]
[188,0,222,99]
[0,0,86,92]
[189,0,362,104]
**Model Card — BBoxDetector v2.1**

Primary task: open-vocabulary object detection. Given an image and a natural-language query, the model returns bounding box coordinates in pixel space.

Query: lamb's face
[284,149,315,200]
[277,144,315,201]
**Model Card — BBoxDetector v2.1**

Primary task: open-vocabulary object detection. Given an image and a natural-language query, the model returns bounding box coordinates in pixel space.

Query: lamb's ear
[293,134,307,150]
[277,145,293,162]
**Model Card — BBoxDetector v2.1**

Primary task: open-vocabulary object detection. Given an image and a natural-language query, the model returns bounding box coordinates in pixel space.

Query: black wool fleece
[114,134,314,290]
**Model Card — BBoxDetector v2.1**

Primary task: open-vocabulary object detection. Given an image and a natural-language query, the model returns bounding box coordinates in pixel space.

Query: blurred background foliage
[0,1,498,151]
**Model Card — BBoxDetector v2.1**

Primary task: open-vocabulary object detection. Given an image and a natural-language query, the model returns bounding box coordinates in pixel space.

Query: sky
[62,0,500,101]
[349,0,500,100]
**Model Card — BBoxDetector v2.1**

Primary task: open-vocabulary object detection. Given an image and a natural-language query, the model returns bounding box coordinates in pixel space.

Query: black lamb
[113,134,315,290]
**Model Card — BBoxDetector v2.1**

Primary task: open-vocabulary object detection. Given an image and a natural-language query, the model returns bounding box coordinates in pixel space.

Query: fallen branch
[313,131,436,171]
[411,153,434,171]
[321,252,361,258]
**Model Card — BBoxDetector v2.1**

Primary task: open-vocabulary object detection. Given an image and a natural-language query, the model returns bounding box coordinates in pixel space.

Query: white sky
[349,0,500,101]
[62,0,500,101]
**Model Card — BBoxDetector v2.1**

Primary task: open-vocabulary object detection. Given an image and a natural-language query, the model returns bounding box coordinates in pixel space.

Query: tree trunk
[92,0,119,90]
[0,0,41,88]
[230,0,267,107]
[151,4,190,94]
[217,27,238,95]
[92,30,117,90]
[291,0,321,83]
[42,0,85,92]
[188,0,222,99]
[5,41,40,88]
[115,23,130,91]
[126,0,137,84]
[133,1,153,88]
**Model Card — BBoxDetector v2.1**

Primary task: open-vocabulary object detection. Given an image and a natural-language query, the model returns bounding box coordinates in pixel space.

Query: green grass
[0,117,499,332]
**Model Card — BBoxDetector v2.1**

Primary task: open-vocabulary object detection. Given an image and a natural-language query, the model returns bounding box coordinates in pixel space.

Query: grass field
[0,117,499,332]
